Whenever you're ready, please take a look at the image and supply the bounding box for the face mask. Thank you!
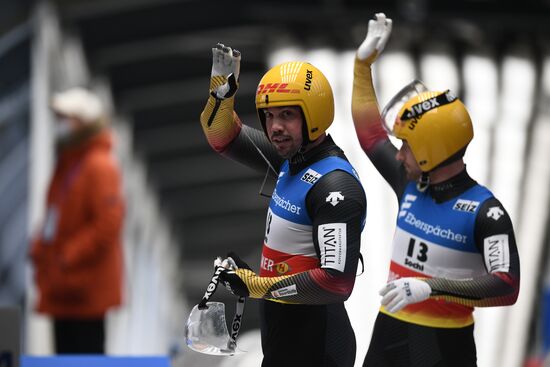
[55,118,73,140]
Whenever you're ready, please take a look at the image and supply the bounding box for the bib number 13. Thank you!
[407,238,428,262]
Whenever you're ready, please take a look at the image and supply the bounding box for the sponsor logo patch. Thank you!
[275,262,290,275]
[403,212,468,244]
[404,257,424,271]
[484,234,510,273]
[272,189,302,214]
[453,199,480,213]
[487,206,504,221]
[318,223,347,272]
[304,69,313,91]
[326,191,344,206]
[271,284,298,298]
[261,254,274,272]
[301,168,321,184]
[398,194,417,218]
[257,83,300,94]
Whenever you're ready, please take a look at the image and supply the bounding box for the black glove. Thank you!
[215,252,253,298]
[226,251,252,270]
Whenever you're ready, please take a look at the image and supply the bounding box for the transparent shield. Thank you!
[185,302,243,356]
[380,80,429,134]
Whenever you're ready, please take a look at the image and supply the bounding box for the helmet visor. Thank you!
[185,302,244,356]
[380,80,428,135]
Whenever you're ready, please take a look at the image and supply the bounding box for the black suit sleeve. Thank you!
[234,169,367,304]
[425,198,520,307]
[306,170,367,277]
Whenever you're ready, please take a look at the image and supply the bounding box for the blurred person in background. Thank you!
[30,87,125,354]
[199,44,367,366]
[352,14,520,366]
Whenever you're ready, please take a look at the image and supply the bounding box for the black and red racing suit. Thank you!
[200,97,366,366]
[351,56,520,367]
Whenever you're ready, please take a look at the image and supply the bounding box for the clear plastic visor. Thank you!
[185,302,243,356]
[380,80,428,135]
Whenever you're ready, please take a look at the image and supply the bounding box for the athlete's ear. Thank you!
[226,251,252,271]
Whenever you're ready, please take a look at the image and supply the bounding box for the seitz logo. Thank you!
[257,83,300,94]
[301,168,321,184]
[453,199,480,213]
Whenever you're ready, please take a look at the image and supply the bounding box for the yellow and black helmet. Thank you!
[255,61,334,142]
[393,90,473,172]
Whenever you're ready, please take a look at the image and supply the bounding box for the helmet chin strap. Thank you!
[416,152,466,192]
[416,172,430,192]
[290,119,312,164]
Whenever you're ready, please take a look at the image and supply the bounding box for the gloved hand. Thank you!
[356,13,392,64]
[379,277,432,313]
[215,252,254,298]
[210,43,241,99]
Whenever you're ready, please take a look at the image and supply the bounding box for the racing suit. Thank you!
[200,106,366,366]
[352,57,520,366]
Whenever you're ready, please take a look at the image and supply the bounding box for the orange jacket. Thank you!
[30,130,125,318]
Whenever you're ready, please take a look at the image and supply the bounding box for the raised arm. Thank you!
[199,44,283,174]
[352,14,407,197]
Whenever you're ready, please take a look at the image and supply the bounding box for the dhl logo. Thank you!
[257,83,300,95]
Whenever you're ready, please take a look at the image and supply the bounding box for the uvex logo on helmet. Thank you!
[304,69,313,90]
[394,89,472,172]
[257,83,300,95]
[401,91,457,130]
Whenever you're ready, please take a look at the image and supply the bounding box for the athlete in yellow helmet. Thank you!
[352,13,520,367]
[393,90,473,172]
[199,44,366,366]
[255,61,334,142]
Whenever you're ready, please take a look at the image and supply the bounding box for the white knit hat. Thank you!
[51,87,104,123]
